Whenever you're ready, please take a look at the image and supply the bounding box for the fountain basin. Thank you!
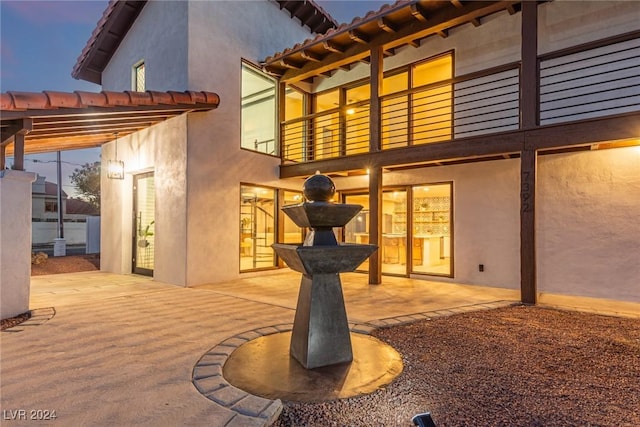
[273,243,377,275]
[282,203,363,229]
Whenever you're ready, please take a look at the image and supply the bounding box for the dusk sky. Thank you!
[0,0,387,196]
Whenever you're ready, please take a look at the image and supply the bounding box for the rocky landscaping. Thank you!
[275,305,640,426]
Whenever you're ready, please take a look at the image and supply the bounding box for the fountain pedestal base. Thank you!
[290,274,352,369]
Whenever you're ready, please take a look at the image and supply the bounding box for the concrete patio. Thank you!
[1,271,638,426]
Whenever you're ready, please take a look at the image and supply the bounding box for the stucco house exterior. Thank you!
[1,0,638,319]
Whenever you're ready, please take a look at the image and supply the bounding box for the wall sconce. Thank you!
[107,132,125,179]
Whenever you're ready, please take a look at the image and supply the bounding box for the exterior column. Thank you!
[520,0,538,304]
[0,170,37,319]
[11,133,25,171]
[368,45,384,285]
[368,165,382,284]
[520,145,537,304]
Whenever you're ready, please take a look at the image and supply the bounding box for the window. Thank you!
[45,201,57,213]
[345,83,370,155]
[411,54,453,144]
[133,61,145,92]
[313,89,340,159]
[411,183,452,276]
[343,183,453,278]
[283,88,306,162]
[381,53,453,148]
[282,191,305,244]
[241,63,277,155]
[240,185,276,271]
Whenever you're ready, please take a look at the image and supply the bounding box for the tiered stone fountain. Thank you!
[272,173,377,368]
[223,174,402,402]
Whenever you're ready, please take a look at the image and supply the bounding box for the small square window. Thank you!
[134,62,145,92]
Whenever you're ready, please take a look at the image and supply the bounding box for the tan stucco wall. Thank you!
[0,170,36,319]
[537,147,640,302]
[538,1,640,55]
[332,159,522,290]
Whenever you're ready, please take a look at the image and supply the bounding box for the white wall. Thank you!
[181,1,317,285]
[102,1,189,91]
[101,115,188,285]
[32,222,87,245]
[0,170,36,319]
[538,147,640,302]
[101,1,316,286]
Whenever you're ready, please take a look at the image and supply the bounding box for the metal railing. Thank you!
[281,33,639,163]
[540,36,640,125]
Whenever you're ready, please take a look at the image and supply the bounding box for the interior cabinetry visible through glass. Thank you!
[411,183,452,276]
[343,183,453,277]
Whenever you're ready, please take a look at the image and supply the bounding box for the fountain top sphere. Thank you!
[303,174,335,202]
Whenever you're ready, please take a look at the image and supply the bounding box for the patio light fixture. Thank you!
[107,132,125,179]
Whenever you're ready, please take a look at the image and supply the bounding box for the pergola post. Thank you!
[368,45,384,285]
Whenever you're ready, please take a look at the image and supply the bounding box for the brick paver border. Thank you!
[192,300,517,426]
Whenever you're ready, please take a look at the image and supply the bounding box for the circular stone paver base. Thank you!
[223,331,403,402]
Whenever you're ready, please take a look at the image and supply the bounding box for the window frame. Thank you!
[240,60,279,157]
[132,60,145,92]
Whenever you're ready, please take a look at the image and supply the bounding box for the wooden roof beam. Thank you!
[451,0,463,8]
[279,1,517,82]
[300,50,323,62]
[279,58,302,70]
[436,29,449,38]
[322,40,345,53]
[410,3,429,22]
[349,29,370,44]
[1,118,32,146]
[378,17,399,33]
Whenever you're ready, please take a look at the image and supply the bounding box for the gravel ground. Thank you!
[274,306,640,427]
[30,254,99,276]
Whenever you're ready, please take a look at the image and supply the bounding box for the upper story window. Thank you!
[281,52,453,161]
[241,62,277,155]
[133,61,145,92]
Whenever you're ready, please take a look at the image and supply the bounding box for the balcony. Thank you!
[281,33,640,165]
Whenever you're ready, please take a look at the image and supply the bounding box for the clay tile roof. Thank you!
[263,0,523,82]
[1,90,219,112]
[1,89,220,155]
[44,91,83,109]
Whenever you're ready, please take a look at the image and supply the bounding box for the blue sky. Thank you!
[1,0,387,196]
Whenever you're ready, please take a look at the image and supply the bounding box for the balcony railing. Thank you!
[540,36,640,125]
[281,33,639,163]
